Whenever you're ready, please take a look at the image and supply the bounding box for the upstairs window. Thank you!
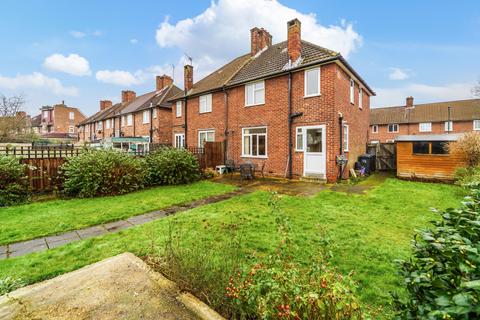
[106,119,110,129]
[388,124,399,133]
[121,115,126,127]
[359,88,363,109]
[143,110,150,124]
[350,79,355,104]
[127,114,133,126]
[372,125,378,133]
[69,112,74,120]
[152,108,157,119]
[176,101,182,117]
[245,81,265,106]
[97,121,103,130]
[199,94,212,113]
[474,120,480,131]
[419,122,432,132]
[304,67,320,97]
[444,121,453,132]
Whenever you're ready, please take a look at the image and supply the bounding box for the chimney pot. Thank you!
[250,27,272,56]
[121,90,136,104]
[287,18,302,62]
[156,75,173,91]
[184,65,193,92]
[406,96,414,108]
[100,100,113,111]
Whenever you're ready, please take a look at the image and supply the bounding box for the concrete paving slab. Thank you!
[9,240,48,258]
[104,220,131,232]
[0,253,223,320]
[77,226,106,239]
[46,231,81,244]
[0,246,6,256]
[127,215,155,225]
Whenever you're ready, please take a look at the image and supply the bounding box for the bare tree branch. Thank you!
[473,79,480,98]
[0,93,29,141]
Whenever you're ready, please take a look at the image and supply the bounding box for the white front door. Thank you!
[303,125,326,177]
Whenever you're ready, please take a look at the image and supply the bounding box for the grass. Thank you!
[0,177,465,318]
[0,181,236,245]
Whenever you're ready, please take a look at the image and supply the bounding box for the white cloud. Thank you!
[0,72,79,96]
[92,30,103,36]
[388,67,410,80]
[130,38,139,44]
[95,70,143,86]
[373,82,475,107]
[43,53,92,76]
[70,30,86,38]
[155,0,362,80]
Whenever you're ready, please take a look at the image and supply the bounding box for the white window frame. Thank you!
[241,126,267,158]
[174,133,185,148]
[372,125,378,133]
[127,114,133,126]
[474,120,480,131]
[295,127,304,151]
[68,126,75,133]
[359,88,363,109]
[444,121,453,132]
[43,110,48,119]
[198,130,215,147]
[350,79,355,104]
[143,110,150,124]
[304,67,321,98]
[97,121,103,131]
[343,124,349,152]
[152,108,157,119]
[245,80,265,106]
[121,115,126,127]
[199,94,212,113]
[176,101,182,117]
[388,123,399,133]
[106,119,111,129]
[419,122,432,132]
[69,111,75,120]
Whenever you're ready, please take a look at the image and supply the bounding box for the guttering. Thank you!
[223,85,229,160]
[288,72,293,179]
[183,96,188,147]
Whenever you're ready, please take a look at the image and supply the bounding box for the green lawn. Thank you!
[0,177,464,318]
[0,181,236,245]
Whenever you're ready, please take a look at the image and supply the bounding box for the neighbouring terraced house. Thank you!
[169,19,375,182]
[31,102,86,140]
[78,76,182,151]
[369,97,480,143]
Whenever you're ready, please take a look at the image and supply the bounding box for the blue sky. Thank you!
[0,0,479,116]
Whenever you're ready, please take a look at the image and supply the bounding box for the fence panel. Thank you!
[204,141,224,168]
[21,157,66,192]
[367,142,397,170]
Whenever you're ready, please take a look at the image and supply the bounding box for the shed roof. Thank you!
[395,133,464,142]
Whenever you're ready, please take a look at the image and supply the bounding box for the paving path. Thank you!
[0,190,246,260]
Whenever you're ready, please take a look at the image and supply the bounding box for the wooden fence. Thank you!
[367,142,397,170]
[21,157,66,192]
[188,141,224,169]
[0,146,82,158]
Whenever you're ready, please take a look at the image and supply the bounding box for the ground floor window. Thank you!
[343,124,349,152]
[413,141,449,155]
[242,127,267,157]
[175,133,185,148]
[198,130,215,147]
[295,127,304,151]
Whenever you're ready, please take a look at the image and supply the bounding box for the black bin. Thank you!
[357,154,376,174]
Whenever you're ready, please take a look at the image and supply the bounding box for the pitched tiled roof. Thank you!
[371,99,480,125]
[228,40,338,85]
[170,40,374,100]
[79,85,181,125]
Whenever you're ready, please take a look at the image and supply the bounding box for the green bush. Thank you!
[455,166,480,187]
[0,156,29,206]
[61,149,145,197]
[394,184,480,319]
[144,147,200,185]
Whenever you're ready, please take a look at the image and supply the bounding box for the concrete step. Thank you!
[300,175,327,184]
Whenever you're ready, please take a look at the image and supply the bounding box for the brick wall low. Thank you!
[369,120,476,143]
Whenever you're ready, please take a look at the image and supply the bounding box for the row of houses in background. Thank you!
[30,103,86,140]
[77,18,480,183]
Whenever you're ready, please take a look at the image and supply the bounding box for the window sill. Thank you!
[241,155,268,159]
[304,93,321,99]
[245,103,265,107]
[412,153,449,157]
[199,111,212,114]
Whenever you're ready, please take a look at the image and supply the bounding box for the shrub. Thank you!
[0,156,29,206]
[394,184,480,319]
[454,166,480,186]
[0,277,24,295]
[61,149,144,197]
[450,132,480,167]
[144,147,200,185]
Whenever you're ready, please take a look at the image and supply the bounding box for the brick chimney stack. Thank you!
[184,65,193,92]
[99,100,113,111]
[287,18,302,63]
[156,75,173,91]
[250,27,272,56]
[406,96,414,108]
[121,90,136,104]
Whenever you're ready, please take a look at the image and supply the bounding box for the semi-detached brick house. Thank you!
[31,103,86,139]
[369,97,480,143]
[169,19,375,182]
[78,76,181,145]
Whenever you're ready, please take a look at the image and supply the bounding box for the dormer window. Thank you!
[245,81,265,106]
[304,67,320,97]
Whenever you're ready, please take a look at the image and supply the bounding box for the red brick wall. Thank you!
[155,107,172,144]
[369,120,476,143]
[172,100,185,143]
[52,105,85,135]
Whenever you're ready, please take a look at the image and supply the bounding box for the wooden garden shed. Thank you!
[396,133,466,181]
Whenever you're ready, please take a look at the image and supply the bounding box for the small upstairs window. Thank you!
[372,125,378,133]
[143,110,150,124]
[245,81,265,106]
[444,121,453,132]
[127,114,133,126]
[359,88,363,109]
[388,124,399,133]
[69,112,74,120]
[176,101,182,117]
[199,94,212,113]
[350,79,355,104]
[304,67,320,97]
[419,122,432,132]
